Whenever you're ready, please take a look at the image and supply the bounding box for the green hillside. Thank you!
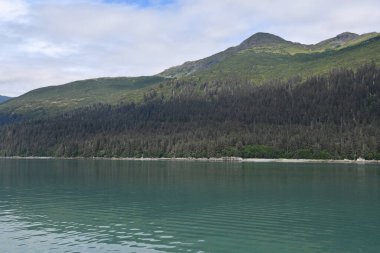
[162,32,380,83]
[1,32,379,117]
[192,36,380,84]
[0,76,167,117]
[1,64,379,159]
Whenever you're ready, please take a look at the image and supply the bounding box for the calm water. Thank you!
[0,159,379,253]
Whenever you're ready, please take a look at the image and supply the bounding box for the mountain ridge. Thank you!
[0,31,379,117]
[316,32,360,47]
[159,32,296,78]
[0,32,379,159]
[0,96,12,104]
[160,32,379,78]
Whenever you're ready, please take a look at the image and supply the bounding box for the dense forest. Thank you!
[0,64,379,159]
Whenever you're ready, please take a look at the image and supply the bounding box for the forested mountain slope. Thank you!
[0,32,379,159]
[0,32,379,118]
[1,64,379,159]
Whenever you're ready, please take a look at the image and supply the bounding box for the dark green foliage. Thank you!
[241,145,276,158]
[0,64,379,159]
[0,113,23,126]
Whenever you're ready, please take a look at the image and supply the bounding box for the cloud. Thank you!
[0,0,27,22]
[19,39,78,58]
[0,0,379,96]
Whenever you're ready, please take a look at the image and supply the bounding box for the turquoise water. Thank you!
[0,159,379,253]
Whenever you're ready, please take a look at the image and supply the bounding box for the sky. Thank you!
[0,0,379,96]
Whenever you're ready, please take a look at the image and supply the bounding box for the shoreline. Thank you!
[0,156,379,164]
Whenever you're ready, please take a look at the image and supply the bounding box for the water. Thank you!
[0,159,379,253]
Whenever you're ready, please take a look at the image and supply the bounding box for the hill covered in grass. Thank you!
[0,32,379,119]
[0,76,167,117]
[160,32,380,82]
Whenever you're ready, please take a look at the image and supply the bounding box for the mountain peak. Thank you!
[316,32,360,47]
[335,32,359,40]
[160,31,379,78]
[238,32,287,50]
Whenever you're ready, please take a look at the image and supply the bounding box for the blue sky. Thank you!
[0,0,379,96]
[103,0,174,7]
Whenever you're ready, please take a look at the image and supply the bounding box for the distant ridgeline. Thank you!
[0,32,379,159]
[0,96,11,104]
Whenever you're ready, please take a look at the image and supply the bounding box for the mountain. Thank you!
[0,32,379,159]
[0,32,379,118]
[160,32,299,77]
[159,32,295,77]
[1,64,379,159]
[0,76,166,117]
[160,32,380,82]
[0,96,11,104]
[315,32,360,48]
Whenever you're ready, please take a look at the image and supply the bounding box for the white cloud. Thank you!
[0,0,27,22]
[0,0,379,96]
[19,39,78,57]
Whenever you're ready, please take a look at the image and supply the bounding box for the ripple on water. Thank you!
[0,159,380,253]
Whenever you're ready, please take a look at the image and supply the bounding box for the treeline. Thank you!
[0,64,379,159]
